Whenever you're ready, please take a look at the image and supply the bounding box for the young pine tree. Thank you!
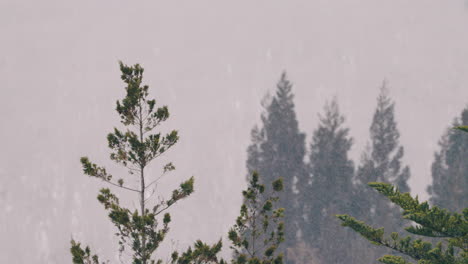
[71,62,200,264]
[246,72,306,260]
[428,108,468,213]
[228,171,285,264]
[301,98,356,263]
[170,172,286,264]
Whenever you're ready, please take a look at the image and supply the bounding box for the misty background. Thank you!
[1,0,468,263]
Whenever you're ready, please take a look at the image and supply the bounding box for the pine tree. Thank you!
[228,171,285,264]
[170,172,286,264]
[70,62,218,264]
[301,98,356,263]
[427,108,468,213]
[355,84,411,230]
[349,84,412,263]
[337,182,467,264]
[246,72,306,260]
[337,126,468,264]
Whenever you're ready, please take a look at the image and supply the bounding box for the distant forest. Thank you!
[244,72,467,264]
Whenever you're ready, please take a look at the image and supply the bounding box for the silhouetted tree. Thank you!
[301,98,356,263]
[428,108,468,213]
[246,72,306,261]
[351,84,412,263]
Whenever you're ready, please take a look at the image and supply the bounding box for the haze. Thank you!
[1,0,468,262]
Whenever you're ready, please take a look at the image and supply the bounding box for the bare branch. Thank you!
[145,172,168,191]
[144,187,157,204]
[103,179,140,193]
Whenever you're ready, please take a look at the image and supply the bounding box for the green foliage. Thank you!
[70,240,105,264]
[337,182,467,264]
[71,62,198,264]
[339,123,468,263]
[454,126,468,133]
[228,171,285,264]
[170,240,225,264]
[72,62,290,264]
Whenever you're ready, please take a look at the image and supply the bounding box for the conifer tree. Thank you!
[350,84,412,263]
[170,172,286,264]
[301,98,356,263]
[355,84,410,230]
[169,240,225,264]
[337,126,468,264]
[228,171,285,264]
[70,62,213,264]
[427,108,468,213]
[246,72,306,259]
[337,182,467,264]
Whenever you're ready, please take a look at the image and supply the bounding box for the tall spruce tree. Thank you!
[427,108,468,213]
[246,72,306,261]
[301,98,356,263]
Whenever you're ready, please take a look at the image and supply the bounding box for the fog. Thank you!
[1,0,468,262]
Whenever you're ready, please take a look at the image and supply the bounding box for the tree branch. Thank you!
[104,179,140,193]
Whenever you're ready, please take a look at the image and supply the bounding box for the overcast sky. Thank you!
[1,0,468,262]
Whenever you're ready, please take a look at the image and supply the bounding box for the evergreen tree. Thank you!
[337,125,468,264]
[350,84,412,263]
[301,98,356,263]
[228,171,285,264]
[170,172,286,264]
[337,182,467,264]
[246,72,306,260]
[355,84,411,230]
[427,108,468,213]
[70,62,220,264]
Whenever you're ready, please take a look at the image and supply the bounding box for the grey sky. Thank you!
[1,0,468,262]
